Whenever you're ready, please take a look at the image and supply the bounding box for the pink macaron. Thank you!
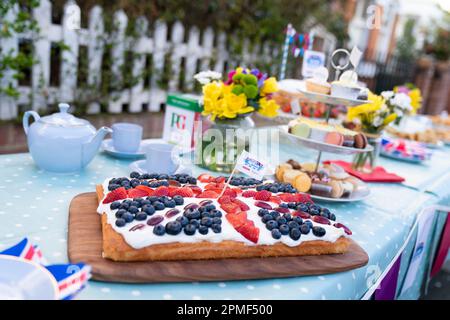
[324,132,344,146]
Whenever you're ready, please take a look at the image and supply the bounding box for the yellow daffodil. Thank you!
[201,81,254,120]
[383,113,397,125]
[347,91,384,121]
[408,88,422,114]
[258,97,280,118]
[202,82,223,121]
[261,77,278,96]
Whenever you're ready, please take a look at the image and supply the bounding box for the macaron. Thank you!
[341,181,354,198]
[327,163,349,180]
[354,133,368,149]
[283,169,303,184]
[293,172,312,193]
[342,135,355,147]
[310,182,333,198]
[290,123,311,139]
[330,180,344,198]
[325,132,344,146]
[300,162,318,173]
[309,127,329,142]
[275,163,292,181]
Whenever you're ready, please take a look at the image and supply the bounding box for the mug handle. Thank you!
[171,145,183,166]
[23,111,41,135]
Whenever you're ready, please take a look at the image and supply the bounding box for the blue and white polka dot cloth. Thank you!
[0,142,449,300]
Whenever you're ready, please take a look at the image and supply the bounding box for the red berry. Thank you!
[226,212,248,229]
[236,223,259,244]
[174,187,195,198]
[196,190,219,198]
[135,185,154,195]
[242,190,256,198]
[222,188,237,198]
[168,180,181,187]
[102,187,128,204]
[220,202,241,214]
[254,190,271,201]
[231,198,250,211]
[312,215,331,225]
[278,193,297,202]
[197,173,215,183]
[127,188,148,199]
[334,223,352,235]
[293,211,311,219]
[215,176,226,183]
[186,185,202,195]
[153,186,169,197]
[297,193,314,204]
[204,182,219,190]
[269,196,282,205]
[218,195,233,205]
[232,187,243,194]
[275,207,290,214]
[254,201,272,210]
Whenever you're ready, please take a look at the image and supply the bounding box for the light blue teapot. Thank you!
[23,103,112,173]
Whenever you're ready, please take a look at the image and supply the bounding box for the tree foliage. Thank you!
[57,0,348,44]
[396,18,417,60]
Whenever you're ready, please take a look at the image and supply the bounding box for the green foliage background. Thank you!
[65,0,348,44]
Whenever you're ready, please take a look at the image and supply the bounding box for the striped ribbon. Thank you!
[280,23,294,80]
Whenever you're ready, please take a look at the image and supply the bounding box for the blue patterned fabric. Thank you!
[0,143,449,300]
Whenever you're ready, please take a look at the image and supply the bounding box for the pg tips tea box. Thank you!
[163,94,203,149]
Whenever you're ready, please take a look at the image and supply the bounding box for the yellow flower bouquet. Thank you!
[194,68,280,173]
[197,67,280,121]
[347,91,397,135]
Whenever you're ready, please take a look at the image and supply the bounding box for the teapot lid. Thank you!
[40,103,90,127]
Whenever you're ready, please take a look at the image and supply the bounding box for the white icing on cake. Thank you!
[97,178,348,250]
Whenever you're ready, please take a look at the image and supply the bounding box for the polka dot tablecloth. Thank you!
[0,144,449,300]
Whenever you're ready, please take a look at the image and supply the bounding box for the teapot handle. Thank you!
[23,111,40,135]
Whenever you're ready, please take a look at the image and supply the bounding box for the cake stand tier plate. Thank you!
[280,126,374,155]
[297,89,370,106]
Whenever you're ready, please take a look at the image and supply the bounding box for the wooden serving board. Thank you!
[68,192,369,283]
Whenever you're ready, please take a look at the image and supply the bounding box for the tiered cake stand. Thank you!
[279,92,373,202]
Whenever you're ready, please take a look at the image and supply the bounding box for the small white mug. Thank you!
[145,143,180,174]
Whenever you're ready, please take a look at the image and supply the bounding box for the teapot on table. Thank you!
[23,103,112,173]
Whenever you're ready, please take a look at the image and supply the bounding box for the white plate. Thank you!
[297,88,370,106]
[280,126,374,155]
[0,255,58,300]
[102,138,166,159]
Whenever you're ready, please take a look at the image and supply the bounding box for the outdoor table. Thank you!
[0,132,449,300]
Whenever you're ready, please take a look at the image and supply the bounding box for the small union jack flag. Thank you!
[1,238,91,300]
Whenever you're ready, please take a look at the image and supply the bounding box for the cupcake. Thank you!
[306,78,331,95]
[305,66,331,95]
[330,70,363,100]
[331,81,361,100]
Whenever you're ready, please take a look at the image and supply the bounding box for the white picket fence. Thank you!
[0,0,283,120]
[0,1,340,120]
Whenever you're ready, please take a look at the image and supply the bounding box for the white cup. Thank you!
[145,143,180,174]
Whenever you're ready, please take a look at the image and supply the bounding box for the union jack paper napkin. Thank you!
[0,238,91,300]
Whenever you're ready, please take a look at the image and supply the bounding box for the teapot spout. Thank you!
[82,126,112,166]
